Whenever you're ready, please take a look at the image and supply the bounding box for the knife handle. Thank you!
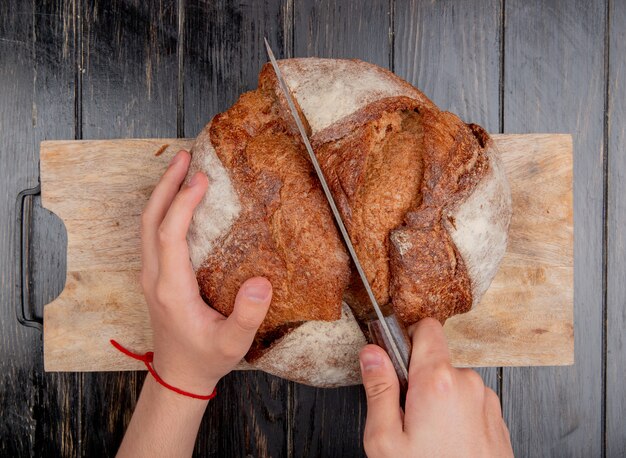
[367,314,412,406]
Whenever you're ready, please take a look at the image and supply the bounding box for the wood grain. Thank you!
[291,2,391,454]
[41,134,573,370]
[41,139,189,272]
[294,0,389,67]
[395,0,502,394]
[77,1,179,455]
[183,2,290,457]
[607,0,626,454]
[30,1,81,453]
[501,1,605,456]
[0,0,78,456]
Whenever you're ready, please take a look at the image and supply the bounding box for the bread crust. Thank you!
[192,86,351,362]
[186,58,512,386]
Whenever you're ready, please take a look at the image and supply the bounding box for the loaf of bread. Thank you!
[186,58,512,387]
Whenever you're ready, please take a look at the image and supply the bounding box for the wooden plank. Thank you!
[0,0,78,455]
[77,1,179,455]
[30,1,82,453]
[501,1,606,456]
[394,0,501,124]
[607,0,626,454]
[394,0,502,395]
[183,2,290,456]
[40,134,574,368]
[293,0,389,66]
[288,387,366,458]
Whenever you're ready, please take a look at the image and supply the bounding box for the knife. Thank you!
[264,39,412,400]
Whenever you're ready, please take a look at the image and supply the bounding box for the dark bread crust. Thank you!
[390,110,489,324]
[195,87,351,361]
[313,98,425,325]
[310,97,489,325]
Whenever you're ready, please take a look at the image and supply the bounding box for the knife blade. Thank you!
[263,38,411,386]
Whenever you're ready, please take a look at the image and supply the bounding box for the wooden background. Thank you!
[0,0,622,456]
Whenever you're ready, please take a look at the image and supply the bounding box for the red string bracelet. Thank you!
[110,339,217,401]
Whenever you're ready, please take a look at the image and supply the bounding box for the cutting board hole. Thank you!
[27,196,67,316]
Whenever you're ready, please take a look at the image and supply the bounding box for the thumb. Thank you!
[217,277,272,359]
[360,345,403,439]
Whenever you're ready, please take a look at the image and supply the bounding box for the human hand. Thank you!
[359,318,513,458]
[140,149,272,395]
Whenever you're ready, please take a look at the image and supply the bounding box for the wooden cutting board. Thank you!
[41,134,574,372]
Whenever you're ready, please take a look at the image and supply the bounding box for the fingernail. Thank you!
[360,351,383,372]
[189,173,201,187]
[243,279,271,303]
[169,151,183,166]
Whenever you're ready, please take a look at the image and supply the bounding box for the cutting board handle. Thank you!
[15,184,43,332]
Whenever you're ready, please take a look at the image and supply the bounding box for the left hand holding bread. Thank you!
[140,149,273,395]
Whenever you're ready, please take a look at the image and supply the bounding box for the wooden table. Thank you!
[0,1,622,456]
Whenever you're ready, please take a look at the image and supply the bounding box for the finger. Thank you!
[141,150,191,277]
[483,387,512,454]
[215,277,272,359]
[157,171,208,279]
[360,345,403,440]
[408,317,451,377]
[403,318,455,433]
[483,386,505,433]
[458,368,487,399]
[144,150,191,226]
[500,420,514,455]
[484,386,502,418]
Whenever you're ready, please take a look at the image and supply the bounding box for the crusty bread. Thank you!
[186,58,512,387]
[190,87,350,362]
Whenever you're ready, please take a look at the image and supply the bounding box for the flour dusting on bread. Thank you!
[252,304,366,387]
[186,123,241,270]
[279,59,435,134]
[445,144,512,304]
